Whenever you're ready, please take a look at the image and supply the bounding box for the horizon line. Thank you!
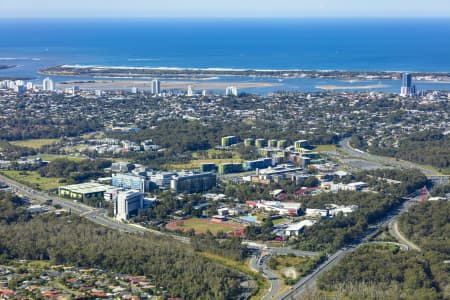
[1,16,450,20]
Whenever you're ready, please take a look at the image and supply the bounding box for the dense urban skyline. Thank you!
[1,0,450,18]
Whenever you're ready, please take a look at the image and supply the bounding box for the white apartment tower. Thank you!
[225,86,238,96]
[400,73,416,97]
[151,79,160,95]
[187,85,194,96]
[42,77,55,92]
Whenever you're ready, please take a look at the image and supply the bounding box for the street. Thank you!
[278,194,422,299]
[0,172,425,300]
[338,138,438,176]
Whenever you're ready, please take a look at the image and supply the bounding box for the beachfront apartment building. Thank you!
[151,79,160,94]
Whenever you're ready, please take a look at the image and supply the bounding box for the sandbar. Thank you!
[316,84,390,90]
[57,80,282,91]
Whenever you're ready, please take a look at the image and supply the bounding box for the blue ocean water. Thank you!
[1,18,450,93]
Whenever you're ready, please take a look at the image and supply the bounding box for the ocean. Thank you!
[1,18,450,93]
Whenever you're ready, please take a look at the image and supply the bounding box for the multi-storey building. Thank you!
[114,190,144,220]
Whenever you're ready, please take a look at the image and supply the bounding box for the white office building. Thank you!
[285,220,316,236]
[149,171,176,190]
[151,79,160,94]
[112,173,148,192]
[42,77,55,92]
[114,190,144,220]
[104,187,124,202]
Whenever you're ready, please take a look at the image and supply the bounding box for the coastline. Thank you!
[0,65,16,70]
[40,65,450,82]
[316,84,390,90]
[56,80,282,91]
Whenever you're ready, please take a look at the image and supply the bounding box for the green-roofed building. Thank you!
[58,182,109,201]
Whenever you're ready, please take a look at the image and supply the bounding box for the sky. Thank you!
[1,0,450,18]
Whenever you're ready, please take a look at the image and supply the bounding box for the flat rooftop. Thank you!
[59,182,109,194]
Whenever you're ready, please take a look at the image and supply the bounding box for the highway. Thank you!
[0,173,188,240]
[0,172,425,299]
[245,242,320,299]
[279,250,347,300]
[248,251,283,300]
[278,194,422,299]
[338,138,438,176]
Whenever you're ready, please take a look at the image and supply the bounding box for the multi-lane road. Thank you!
[278,194,422,300]
[0,169,426,300]
[246,245,320,300]
[0,173,173,237]
[248,252,282,300]
[338,138,440,176]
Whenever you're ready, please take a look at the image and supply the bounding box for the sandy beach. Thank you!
[57,80,281,91]
[316,84,390,90]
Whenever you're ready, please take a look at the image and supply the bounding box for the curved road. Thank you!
[279,194,423,300]
[248,252,282,300]
[388,219,421,252]
[1,172,316,299]
[2,171,426,299]
[338,138,439,176]
[245,243,319,299]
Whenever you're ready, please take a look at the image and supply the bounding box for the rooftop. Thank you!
[59,182,109,194]
[285,220,317,231]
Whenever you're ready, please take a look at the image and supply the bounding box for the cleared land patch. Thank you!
[166,217,246,235]
[10,138,60,149]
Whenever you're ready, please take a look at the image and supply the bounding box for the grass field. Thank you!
[167,218,246,235]
[167,158,244,170]
[313,144,337,152]
[167,149,244,170]
[30,154,87,162]
[0,170,64,191]
[80,132,105,139]
[272,217,290,226]
[271,255,311,271]
[26,260,51,269]
[10,138,60,149]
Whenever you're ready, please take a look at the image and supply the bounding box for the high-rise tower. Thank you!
[42,77,54,92]
[151,79,160,95]
[400,73,415,97]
